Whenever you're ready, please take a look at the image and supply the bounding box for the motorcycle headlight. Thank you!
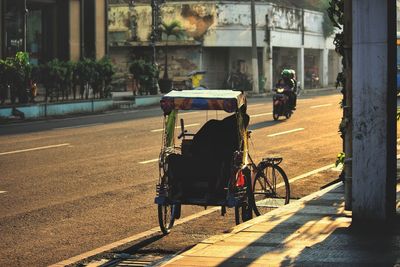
[277,88,284,93]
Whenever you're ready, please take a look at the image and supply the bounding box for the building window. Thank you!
[4,0,24,57]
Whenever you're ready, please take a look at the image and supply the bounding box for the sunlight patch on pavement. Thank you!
[150,123,199,133]
[250,112,272,118]
[267,128,304,137]
[310,104,332,109]
[0,143,70,156]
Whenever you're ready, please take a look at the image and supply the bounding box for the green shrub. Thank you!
[129,59,158,95]
[0,52,31,104]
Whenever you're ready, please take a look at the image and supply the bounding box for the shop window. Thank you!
[27,10,42,65]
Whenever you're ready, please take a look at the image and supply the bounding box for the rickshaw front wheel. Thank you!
[158,204,176,234]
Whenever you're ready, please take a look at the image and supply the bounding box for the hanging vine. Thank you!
[327,0,346,167]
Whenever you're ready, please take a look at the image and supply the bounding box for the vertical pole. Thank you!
[80,0,85,60]
[320,48,329,87]
[344,0,352,211]
[297,47,304,91]
[301,9,305,46]
[105,0,109,56]
[150,0,158,93]
[23,0,27,52]
[250,0,259,93]
[298,9,305,90]
[93,0,97,59]
[0,0,3,59]
[264,15,273,92]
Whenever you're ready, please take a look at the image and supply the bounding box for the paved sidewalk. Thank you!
[158,183,400,266]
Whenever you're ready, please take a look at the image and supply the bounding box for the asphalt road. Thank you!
[0,91,343,266]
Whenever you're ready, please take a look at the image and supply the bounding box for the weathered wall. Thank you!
[108,2,326,46]
[157,46,201,77]
[108,1,337,90]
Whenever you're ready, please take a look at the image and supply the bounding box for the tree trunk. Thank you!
[163,38,169,80]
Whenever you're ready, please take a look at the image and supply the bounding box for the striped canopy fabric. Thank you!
[160,90,246,114]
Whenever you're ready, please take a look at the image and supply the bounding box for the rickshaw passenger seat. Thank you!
[168,113,248,199]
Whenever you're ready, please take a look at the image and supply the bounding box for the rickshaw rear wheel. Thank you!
[158,204,176,234]
[252,163,290,216]
[234,202,253,225]
[234,170,254,225]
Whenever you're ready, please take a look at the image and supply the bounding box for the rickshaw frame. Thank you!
[155,89,254,233]
[154,89,291,234]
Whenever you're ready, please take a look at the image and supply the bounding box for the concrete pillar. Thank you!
[95,0,106,59]
[320,48,329,87]
[264,45,273,92]
[297,47,304,90]
[69,0,81,61]
[352,0,397,223]
[0,1,2,59]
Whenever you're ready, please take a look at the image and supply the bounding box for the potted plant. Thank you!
[159,20,185,93]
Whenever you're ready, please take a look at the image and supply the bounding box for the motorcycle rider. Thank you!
[275,69,297,110]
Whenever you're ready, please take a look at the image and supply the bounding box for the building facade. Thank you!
[0,0,107,63]
[108,1,341,91]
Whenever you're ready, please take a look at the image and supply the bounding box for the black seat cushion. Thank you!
[167,113,249,199]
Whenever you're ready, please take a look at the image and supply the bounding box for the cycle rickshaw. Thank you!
[155,89,290,234]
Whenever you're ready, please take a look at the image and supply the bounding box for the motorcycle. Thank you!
[272,86,294,121]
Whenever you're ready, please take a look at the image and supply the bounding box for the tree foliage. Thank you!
[160,20,185,80]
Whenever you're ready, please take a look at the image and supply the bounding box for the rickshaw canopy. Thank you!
[160,90,246,115]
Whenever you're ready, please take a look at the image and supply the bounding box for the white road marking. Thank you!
[250,112,272,118]
[249,104,265,108]
[54,123,104,130]
[267,128,304,137]
[287,164,335,185]
[51,163,345,267]
[0,143,70,156]
[0,191,6,194]
[139,158,158,164]
[310,104,332,109]
[180,111,199,116]
[297,98,315,102]
[151,123,200,133]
